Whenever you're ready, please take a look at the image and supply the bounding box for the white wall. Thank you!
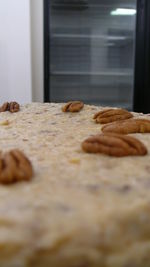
[0,0,32,104]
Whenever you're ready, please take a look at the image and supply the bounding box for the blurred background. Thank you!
[49,0,136,109]
[0,0,150,112]
[0,0,43,104]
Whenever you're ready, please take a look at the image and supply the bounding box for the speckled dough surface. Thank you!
[0,103,150,267]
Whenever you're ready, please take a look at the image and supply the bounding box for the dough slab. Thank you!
[0,103,150,267]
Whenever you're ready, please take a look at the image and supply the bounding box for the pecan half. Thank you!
[93,108,133,124]
[62,101,84,112]
[0,102,10,112]
[82,133,147,157]
[9,102,20,113]
[0,149,33,184]
[102,119,150,134]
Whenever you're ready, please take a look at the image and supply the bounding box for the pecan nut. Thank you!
[9,102,20,113]
[0,102,10,112]
[102,119,150,134]
[82,133,147,157]
[93,108,133,124]
[0,149,33,184]
[62,101,84,112]
[0,101,20,113]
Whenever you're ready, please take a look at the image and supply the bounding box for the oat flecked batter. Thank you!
[0,103,150,267]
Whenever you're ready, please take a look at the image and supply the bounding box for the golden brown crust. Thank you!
[0,149,33,184]
[82,133,147,157]
[93,108,133,124]
[62,101,84,112]
[102,119,150,134]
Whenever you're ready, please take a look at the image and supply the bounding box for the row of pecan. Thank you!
[0,102,20,113]
[0,102,33,184]
[62,101,150,133]
[89,108,150,156]
[62,101,150,157]
[0,101,82,184]
[93,108,150,135]
[0,100,149,184]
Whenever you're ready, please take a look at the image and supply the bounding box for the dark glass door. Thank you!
[44,0,150,112]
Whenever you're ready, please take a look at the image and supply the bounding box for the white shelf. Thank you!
[50,71,133,76]
[52,34,128,41]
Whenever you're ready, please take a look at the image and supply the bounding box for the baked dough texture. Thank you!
[0,103,150,267]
